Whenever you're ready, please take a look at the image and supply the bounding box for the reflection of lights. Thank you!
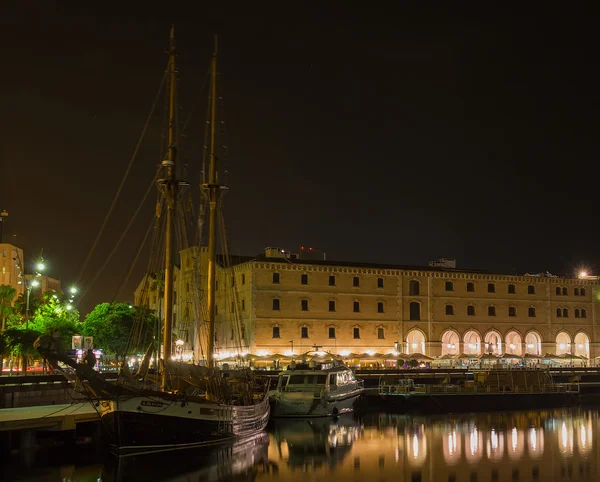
[413,434,419,459]
[511,427,518,452]
[580,425,586,450]
[491,429,498,450]
[561,422,568,452]
[339,350,350,357]
[529,428,537,452]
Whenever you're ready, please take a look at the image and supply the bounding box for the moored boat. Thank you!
[270,352,364,417]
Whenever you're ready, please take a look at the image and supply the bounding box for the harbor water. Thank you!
[3,408,599,481]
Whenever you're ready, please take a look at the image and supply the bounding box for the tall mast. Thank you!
[205,36,219,369]
[161,26,178,388]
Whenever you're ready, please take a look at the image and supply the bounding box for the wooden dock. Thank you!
[0,403,99,432]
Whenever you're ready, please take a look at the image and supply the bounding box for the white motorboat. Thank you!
[270,354,364,417]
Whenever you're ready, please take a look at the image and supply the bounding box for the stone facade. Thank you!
[214,259,600,360]
[136,250,600,361]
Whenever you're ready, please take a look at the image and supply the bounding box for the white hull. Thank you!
[270,388,362,418]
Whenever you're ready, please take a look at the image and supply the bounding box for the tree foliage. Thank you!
[82,303,155,360]
[0,284,17,332]
[28,291,82,352]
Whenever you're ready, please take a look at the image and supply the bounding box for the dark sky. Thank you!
[2,3,599,314]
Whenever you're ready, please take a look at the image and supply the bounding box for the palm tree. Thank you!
[0,285,16,332]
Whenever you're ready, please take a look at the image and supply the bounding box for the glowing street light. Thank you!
[70,287,77,294]
[31,280,39,287]
[37,262,45,271]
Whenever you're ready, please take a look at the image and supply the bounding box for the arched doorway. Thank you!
[463,330,481,355]
[406,329,426,354]
[556,332,571,355]
[525,332,542,356]
[441,330,460,355]
[505,331,523,355]
[574,332,590,359]
[484,331,503,355]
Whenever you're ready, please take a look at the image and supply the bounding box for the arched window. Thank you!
[582,308,587,318]
[574,288,579,296]
[406,329,426,355]
[409,280,420,296]
[556,332,571,355]
[528,307,536,317]
[441,330,460,355]
[467,305,475,316]
[484,331,502,355]
[562,308,568,318]
[575,308,580,318]
[556,287,561,296]
[488,283,496,293]
[562,287,567,296]
[556,308,562,318]
[445,281,454,291]
[445,304,454,315]
[525,332,542,356]
[409,302,421,321]
[467,282,475,292]
[581,288,586,296]
[488,306,496,316]
[574,332,590,359]
[505,331,522,355]
[464,330,481,355]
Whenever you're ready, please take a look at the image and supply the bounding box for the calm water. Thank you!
[4,408,599,481]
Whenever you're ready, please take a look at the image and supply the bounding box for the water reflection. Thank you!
[3,409,599,481]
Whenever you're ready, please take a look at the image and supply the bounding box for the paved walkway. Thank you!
[0,403,100,432]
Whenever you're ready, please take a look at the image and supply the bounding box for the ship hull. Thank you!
[100,394,270,455]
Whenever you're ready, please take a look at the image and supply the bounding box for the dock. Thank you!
[0,403,99,432]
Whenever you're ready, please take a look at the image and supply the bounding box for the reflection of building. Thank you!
[0,243,24,300]
[266,410,598,482]
[136,247,600,360]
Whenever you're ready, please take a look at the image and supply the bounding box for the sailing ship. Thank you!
[35,29,270,455]
[270,351,364,417]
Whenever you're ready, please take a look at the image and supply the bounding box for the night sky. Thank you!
[2,3,599,314]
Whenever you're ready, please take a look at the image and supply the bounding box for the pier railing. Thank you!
[379,382,580,395]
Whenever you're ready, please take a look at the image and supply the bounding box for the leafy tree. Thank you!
[0,284,16,332]
[82,303,155,364]
[13,291,41,319]
[28,291,82,352]
[0,332,7,374]
[3,327,42,375]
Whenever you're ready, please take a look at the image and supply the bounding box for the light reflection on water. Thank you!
[4,408,600,481]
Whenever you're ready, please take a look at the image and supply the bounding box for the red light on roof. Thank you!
[309,247,313,251]
[301,246,304,250]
